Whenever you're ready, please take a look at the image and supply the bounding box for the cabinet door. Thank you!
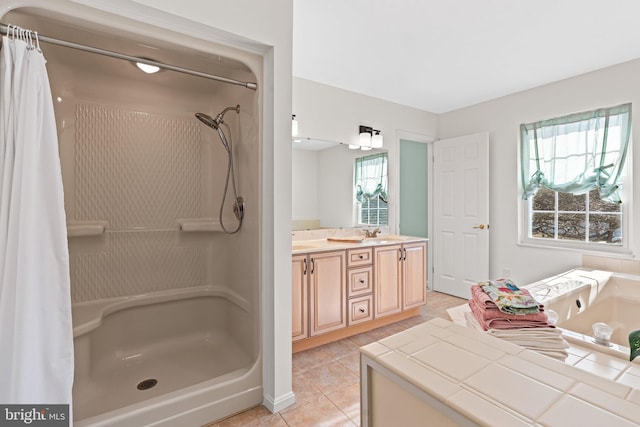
[292,254,308,341]
[403,242,427,309]
[309,250,347,336]
[374,245,403,318]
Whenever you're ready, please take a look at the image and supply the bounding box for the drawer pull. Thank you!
[358,308,366,313]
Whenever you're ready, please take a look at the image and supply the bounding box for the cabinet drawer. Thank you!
[348,248,372,267]
[348,266,373,297]
[349,295,373,325]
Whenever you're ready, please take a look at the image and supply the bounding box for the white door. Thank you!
[432,132,489,299]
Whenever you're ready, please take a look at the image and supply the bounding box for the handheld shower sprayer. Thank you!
[195,104,240,130]
[195,105,244,234]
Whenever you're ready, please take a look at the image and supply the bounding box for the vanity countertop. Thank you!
[291,234,428,254]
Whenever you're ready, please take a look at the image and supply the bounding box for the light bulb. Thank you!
[359,132,371,147]
[372,131,383,148]
[136,62,160,74]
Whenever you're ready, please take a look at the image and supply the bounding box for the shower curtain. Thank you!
[0,30,73,409]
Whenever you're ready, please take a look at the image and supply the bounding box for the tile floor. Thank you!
[205,290,465,427]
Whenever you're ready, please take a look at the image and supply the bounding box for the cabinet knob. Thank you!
[359,308,365,313]
[359,279,365,283]
[359,255,364,259]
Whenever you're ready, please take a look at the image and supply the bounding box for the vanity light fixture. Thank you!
[359,125,383,150]
[292,114,299,137]
[348,144,360,150]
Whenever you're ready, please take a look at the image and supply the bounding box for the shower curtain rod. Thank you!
[0,23,258,90]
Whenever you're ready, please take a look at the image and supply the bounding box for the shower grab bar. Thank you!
[0,23,257,90]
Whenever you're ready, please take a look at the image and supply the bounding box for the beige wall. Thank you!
[293,77,437,232]
[439,58,640,285]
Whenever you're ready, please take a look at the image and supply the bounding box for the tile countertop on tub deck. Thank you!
[360,318,640,427]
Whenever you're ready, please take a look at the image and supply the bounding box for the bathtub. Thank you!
[525,268,640,361]
[72,286,262,426]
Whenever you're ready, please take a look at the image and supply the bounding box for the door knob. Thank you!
[472,224,485,230]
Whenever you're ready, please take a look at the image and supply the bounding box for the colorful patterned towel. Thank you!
[480,279,540,315]
[470,285,545,312]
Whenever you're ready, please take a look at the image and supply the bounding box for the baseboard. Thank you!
[263,391,296,413]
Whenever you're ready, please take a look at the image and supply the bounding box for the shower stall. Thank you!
[2,5,263,426]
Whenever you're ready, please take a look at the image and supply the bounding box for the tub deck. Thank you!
[447,267,640,390]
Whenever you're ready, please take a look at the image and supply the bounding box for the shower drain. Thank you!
[137,379,158,391]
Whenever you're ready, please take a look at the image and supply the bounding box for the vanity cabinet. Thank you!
[291,250,347,340]
[374,245,403,318]
[291,254,308,342]
[292,238,427,352]
[347,248,374,325]
[402,242,427,309]
[374,241,427,318]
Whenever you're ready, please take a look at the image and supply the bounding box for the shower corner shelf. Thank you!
[178,218,223,233]
[67,221,107,237]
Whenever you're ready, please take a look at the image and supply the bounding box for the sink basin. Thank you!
[365,235,408,243]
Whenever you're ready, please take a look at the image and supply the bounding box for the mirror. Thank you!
[292,138,387,230]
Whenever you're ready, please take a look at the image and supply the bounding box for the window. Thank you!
[355,152,388,226]
[530,187,622,244]
[359,195,388,226]
[520,104,631,251]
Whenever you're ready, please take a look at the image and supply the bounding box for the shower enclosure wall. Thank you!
[3,7,262,426]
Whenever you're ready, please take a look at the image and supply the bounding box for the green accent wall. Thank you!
[400,139,428,237]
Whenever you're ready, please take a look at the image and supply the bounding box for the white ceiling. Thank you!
[293,0,640,114]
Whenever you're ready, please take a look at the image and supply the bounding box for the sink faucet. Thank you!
[364,228,381,238]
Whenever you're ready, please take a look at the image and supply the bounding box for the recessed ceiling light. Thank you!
[136,62,160,74]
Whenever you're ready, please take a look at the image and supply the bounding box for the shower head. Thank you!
[195,112,219,130]
[195,104,240,130]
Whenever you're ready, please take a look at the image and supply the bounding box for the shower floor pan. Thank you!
[74,333,250,420]
[72,288,254,423]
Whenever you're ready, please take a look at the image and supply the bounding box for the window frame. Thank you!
[517,117,632,255]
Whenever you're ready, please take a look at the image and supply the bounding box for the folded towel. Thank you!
[480,279,541,315]
[464,312,568,361]
[487,328,569,361]
[469,301,554,330]
[471,285,545,311]
[487,328,567,346]
[468,298,548,323]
